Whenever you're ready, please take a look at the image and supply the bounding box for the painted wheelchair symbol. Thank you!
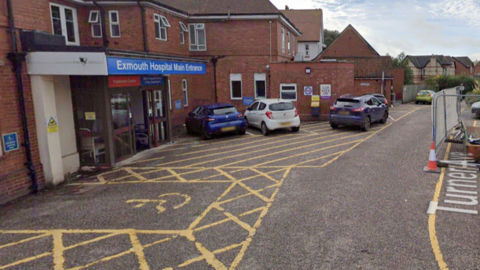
[126,193,191,214]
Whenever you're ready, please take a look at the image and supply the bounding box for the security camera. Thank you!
[265,65,270,70]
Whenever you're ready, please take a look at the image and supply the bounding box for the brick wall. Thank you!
[320,25,378,58]
[270,62,355,120]
[393,68,405,101]
[453,59,471,76]
[0,0,45,204]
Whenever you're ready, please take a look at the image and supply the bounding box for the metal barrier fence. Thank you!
[403,84,437,103]
[432,87,462,153]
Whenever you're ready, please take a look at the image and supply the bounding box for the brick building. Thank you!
[404,55,455,84]
[316,25,395,100]
[1,0,357,203]
[452,56,475,77]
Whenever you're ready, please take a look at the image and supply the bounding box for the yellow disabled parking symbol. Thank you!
[47,117,59,134]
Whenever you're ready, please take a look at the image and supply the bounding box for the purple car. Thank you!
[185,103,247,139]
[330,95,388,131]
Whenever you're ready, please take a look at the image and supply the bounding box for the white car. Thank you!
[244,99,301,135]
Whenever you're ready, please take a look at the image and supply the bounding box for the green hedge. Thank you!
[424,75,478,94]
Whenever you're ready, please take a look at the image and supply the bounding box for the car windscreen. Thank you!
[335,99,360,107]
[268,102,294,111]
[209,106,237,115]
[418,91,429,95]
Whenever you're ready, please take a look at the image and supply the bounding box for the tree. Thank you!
[324,29,340,47]
[389,52,414,85]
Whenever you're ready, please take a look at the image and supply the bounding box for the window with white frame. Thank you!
[154,14,170,40]
[280,84,297,101]
[287,32,291,55]
[230,74,242,100]
[88,10,102,38]
[254,73,266,99]
[182,79,188,106]
[305,44,309,56]
[179,22,188,44]
[50,3,80,45]
[109,11,120,37]
[189,23,206,51]
[281,28,285,53]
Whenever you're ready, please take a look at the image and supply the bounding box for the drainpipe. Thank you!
[93,0,109,48]
[137,1,148,52]
[211,56,225,103]
[6,0,38,193]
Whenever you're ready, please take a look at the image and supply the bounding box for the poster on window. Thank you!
[320,84,331,100]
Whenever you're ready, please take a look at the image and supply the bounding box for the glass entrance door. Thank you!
[144,90,168,147]
[111,93,135,161]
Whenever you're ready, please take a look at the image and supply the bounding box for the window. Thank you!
[179,22,188,44]
[254,73,266,99]
[230,74,242,100]
[109,11,120,37]
[182,79,188,106]
[305,44,309,56]
[250,102,259,111]
[168,79,172,110]
[154,14,170,40]
[89,10,102,38]
[280,84,297,101]
[281,28,285,53]
[50,3,79,45]
[258,102,267,110]
[287,32,291,55]
[189,23,206,51]
[422,69,426,75]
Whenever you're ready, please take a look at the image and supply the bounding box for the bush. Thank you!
[425,75,478,94]
[465,80,480,106]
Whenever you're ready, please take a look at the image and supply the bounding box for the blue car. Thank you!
[185,103,247,139]
[330,95,388,131]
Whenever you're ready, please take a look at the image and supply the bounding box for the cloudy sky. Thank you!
[270,0,480,61]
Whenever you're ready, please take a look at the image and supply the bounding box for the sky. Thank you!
[270,0,480,61]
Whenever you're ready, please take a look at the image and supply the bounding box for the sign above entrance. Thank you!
[108,75,165,88]
[107,57,206,75]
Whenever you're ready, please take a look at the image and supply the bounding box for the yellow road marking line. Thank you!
[129,231,150,270]
[292,151,345,167]
[428,137,452,270]
[124,168,148,181]
[178,242,245,267]
[0,233,50,250]
[0,252,52,270]
[166,169,188,182]
[53,230,65,270]
[214,205,255,234]
[218,184,279,206]
[194,241,227,270]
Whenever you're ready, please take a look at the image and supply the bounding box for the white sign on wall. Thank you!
[320,84,331,100]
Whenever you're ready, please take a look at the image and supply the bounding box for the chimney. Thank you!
[285,5,289,10]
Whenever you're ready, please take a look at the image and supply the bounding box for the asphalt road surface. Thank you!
[0,103,478,270]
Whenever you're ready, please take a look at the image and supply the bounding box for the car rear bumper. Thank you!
[330,114,365,126]
[265,117,301,130]
[206,120,246,134]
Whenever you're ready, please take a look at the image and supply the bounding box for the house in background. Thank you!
[281,7,325,61]
[475,61,480,77]
[453,56,475,77]
[404,55,455,84]
[316,24,396,100]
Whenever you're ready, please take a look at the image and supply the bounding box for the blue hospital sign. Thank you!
[107,57,206,75]
[2,132,19,152]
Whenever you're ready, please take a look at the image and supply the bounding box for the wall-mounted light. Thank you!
[305,67,311,74]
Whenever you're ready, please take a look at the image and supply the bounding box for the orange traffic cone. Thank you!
[424,142,440,173]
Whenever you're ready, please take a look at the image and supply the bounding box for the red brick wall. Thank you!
[453,59,471,76]
[270,62,355,120]
[320,26,378,58]
[475,64,480,77]
[393,68,404,101]
[0,0,45,204]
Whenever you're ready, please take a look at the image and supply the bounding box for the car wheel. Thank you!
[261,122,270,136]
[292,126,300,132]
[380,112,388,124]
[361,116,371,131]
[238,129,246,135]
[186,124,193,135]
[201,127,212,140]
[330,123,339,129]
[244,117,249,127]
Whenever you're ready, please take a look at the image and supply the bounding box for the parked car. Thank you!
[415,90,436,104]
[185,103,246,140]
[244,99,300,136]
[471,101,480,118]
[330,95,388,131]
[364,93,389,110]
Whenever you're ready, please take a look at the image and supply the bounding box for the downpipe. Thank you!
[6,0,38,193]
